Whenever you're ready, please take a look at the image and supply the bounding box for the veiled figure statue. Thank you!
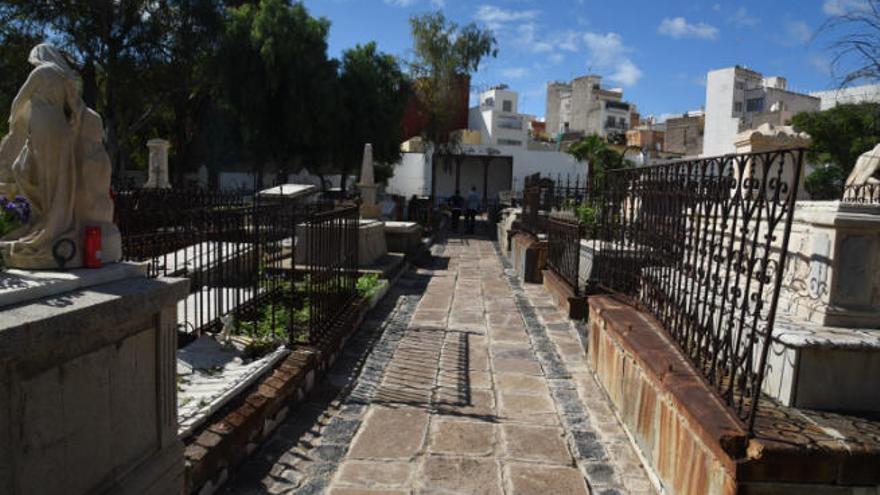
[0,43,121,269]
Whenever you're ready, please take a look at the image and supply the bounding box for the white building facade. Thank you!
[810,84,880,110]
[703,66,820,157]
[468,87,535,148]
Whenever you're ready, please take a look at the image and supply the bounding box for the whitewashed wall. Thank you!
[385,144,582,200]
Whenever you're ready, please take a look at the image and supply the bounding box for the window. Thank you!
[502,100,513,112]
[483,97,494,107]
[605,101,630,111]
[497,138,522,146]
[746,97,765,112]
[733,101,743,113]
[606,116,617,128]
[496,116,522,130]
[735,81,745,90]
[618,117,626,128]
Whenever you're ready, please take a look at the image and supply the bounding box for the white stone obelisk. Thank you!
[145,138,171,189]
[358,143,380,218]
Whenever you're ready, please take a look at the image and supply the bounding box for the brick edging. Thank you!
[183,300,369,495]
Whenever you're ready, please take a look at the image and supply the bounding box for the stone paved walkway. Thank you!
[222,228,654,494]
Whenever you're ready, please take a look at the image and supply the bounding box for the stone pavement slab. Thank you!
[221,229,654,494]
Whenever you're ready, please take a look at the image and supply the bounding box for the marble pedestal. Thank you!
[781,201,880,328]
[0,265,189,495]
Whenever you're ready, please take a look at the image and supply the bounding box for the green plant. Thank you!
[356,273,382,298]
[576,204,600,238]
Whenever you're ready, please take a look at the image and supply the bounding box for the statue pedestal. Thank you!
[0,266,189,494]
[0,262,144,309]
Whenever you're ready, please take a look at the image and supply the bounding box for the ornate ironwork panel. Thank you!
[593,149,805,433]
[843,182,880,204]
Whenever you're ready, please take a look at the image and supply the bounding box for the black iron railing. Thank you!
[305,205,360,345]
[593,149,805,433]
[115,187,358,348]
[546,214,582,294]
[519,173,588,236]
[548,173,588,212]
[843,182,880,204]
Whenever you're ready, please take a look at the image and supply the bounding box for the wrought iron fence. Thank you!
[548,173,588,212]
[546,214,583,294]
[592,149,805,433]
[843,182,880,204]
[115,187,358,348]
[519,173,588,236]
[304,205,360,345]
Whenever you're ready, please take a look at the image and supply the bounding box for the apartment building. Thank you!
[703,66,819,156]
[545,75,638,140]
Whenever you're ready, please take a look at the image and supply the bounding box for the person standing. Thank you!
[465,186,480,234]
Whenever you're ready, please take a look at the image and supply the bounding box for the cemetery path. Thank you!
[222,226,654,495]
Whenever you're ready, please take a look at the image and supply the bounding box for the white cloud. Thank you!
[610,60,643,87]
[516,23,579,54]
[549,53,565,65]
[728,7,759,27]
[583,32,643,86]
[383,0,417,6]
[823,0,872,15]
[658,17,719,40]
[431,0,445,8]
[784,19,812,45]
[474,5,540,28]
[500,67,528,79]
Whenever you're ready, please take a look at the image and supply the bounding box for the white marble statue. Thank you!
[845,143,880,188]
[0,43,121,269]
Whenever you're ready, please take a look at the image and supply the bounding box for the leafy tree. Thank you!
[154,0,226,183]
[408,12,496,151]
[805,165,847,200]
[337,42,409,189]
[792,102,880,198]
[218,0,339,186]
[0,7,42,137]
[0,1,171,174]
[566,134,622,194]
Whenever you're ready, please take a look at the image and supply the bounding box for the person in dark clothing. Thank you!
[448,190,464,231]
[465,186,480,234]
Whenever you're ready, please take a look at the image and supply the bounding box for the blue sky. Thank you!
[302,0,865,120]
